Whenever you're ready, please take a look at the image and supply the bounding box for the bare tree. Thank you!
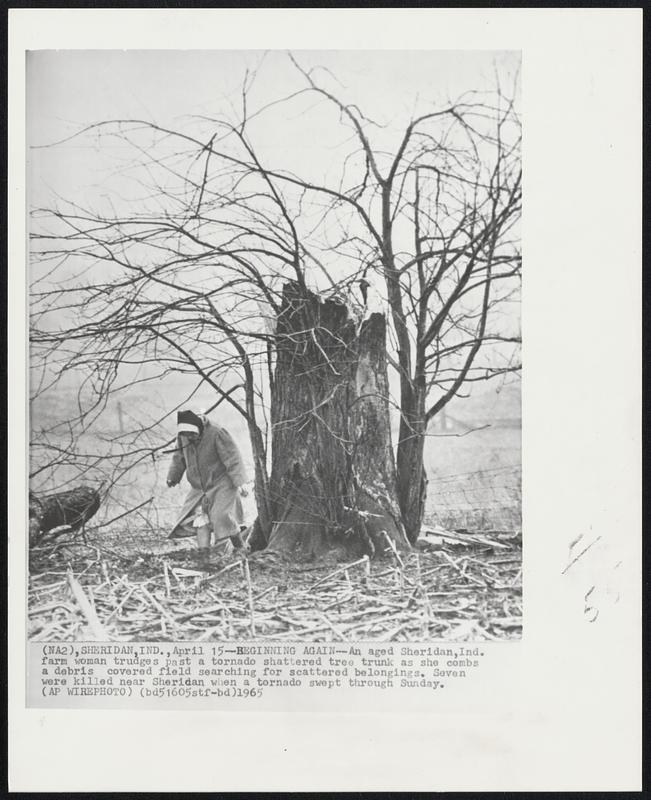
[30,54,521,559]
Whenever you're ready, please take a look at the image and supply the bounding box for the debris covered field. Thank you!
[28,526,522,643]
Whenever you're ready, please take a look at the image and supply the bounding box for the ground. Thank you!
[28,527,522,643]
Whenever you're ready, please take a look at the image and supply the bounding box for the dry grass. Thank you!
[28,527,522,643]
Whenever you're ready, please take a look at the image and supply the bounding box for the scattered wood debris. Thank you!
[29,485,102,541]
[28,525,522,643]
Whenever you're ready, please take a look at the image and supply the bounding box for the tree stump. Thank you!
[262,282,411,561]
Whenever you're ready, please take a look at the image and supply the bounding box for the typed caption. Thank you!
[29,641,487,709]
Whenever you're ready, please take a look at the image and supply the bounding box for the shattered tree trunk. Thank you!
[29,485,101,541]
[261,282,410,561]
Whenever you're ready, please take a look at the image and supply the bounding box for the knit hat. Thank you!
[177,409,203,436]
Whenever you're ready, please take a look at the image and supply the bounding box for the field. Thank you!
[28,533,521,643]
[425,425,521,531]
[28,410,522,644]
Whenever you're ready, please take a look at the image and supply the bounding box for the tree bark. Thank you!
[259,282,410,561]
[396,405,428,545]
[29,485,101,541]
[379,180,427,546]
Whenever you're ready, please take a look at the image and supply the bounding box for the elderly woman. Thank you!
[166,410,249,552]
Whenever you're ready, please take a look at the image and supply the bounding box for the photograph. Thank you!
[27,49,522,644]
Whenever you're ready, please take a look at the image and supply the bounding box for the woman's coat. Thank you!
[166,416,249,541]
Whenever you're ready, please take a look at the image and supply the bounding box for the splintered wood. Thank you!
[28,531,522,643]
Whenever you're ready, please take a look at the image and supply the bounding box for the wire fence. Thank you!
[33,468,521,563]
[30,426,521,556]
[425,464,521,533]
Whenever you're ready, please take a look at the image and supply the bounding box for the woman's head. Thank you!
[177,409,203,439]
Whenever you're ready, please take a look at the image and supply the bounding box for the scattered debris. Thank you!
[28,526,522,642]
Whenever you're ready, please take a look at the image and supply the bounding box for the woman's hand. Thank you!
[238,484,250,498]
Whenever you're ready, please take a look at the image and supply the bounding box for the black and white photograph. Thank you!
[27,49,522,644]
[9,8,642,794]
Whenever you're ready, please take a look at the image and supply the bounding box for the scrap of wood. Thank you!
[28,601,75,616]
[309,556,370,590]
[139,585,176,627]
[383,531,406,569]
[254,585,277,602]
[172,567,205,579]
[67,569,109,640]
[423,527,510,549]
[200,559,244,586]
[318,613,349,642]
[29,518,522,644]
[242,557,255,638]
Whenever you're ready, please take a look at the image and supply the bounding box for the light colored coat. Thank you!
[166,416,248,540]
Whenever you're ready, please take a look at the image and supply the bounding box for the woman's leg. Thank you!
[196,524,212,550]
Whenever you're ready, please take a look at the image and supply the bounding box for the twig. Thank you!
[254,585,277,602]
[377,620,415,642]
[200,559,244,586]
[423,527,510,549]
[139,585,176,628]
[439,550,487,587]
[322,591,355,611]
[319,613,349,642]
[127,599,225,634]
[89,496,155,530]
[383,531,405,569]
[309,557,369,590]
[261,622,332,639]
[28,601,75,616]
[67,569,109,640]
[105,585,136,622]
[242,557,255,637]
[163,560,171,598]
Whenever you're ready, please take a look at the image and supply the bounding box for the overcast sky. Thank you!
[27,49,520,205]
